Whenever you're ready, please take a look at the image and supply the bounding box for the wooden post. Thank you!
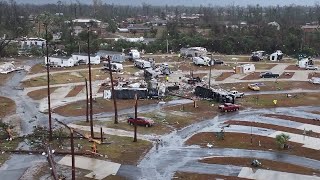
[108,56,118,124]
[133,93,138,142]
[70,129,75,180]
[100,127,103,143]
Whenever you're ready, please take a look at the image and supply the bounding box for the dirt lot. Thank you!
[185,132,320,161]
[0,96,16,118]
[27,87,59,100]
[29,64,103,74]
[285,65,301,70]
[54,98,158,117]
[173,172,249,180]
[238,93,320,108]
[215,72,234,81]
[241,72,261,80]
[0,73,14,86]
[279,72,295,79]
[264,114,320,126]
[200,157,320,176]
[65,85,85,97]
[308,72,320,79]
[219,81,319,92]
[225,120,320,138]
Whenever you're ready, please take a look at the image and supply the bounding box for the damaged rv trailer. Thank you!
[194,86,235,103]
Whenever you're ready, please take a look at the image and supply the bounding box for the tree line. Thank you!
[1,0,320,57]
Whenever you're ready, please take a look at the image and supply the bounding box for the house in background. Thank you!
[20,37,46,49]
[96,50,127,63]
[45,56,74,67]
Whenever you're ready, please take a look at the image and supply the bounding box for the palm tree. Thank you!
[275,133,290,149]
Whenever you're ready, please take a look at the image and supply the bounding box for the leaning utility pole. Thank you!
[85,78,89,123]
[108,56,118,124]
[87,23,94,138]
[44,22,53,141]
[133,93,138,142]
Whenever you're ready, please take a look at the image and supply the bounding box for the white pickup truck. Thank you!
[228,90,245,98]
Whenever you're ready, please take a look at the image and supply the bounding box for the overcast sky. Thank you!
[14,0,319,6]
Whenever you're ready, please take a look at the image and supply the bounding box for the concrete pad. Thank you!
[58,155,121,180]
[51,86,74,99]
[269,131,320,150]
[238,167,320,180]
[297,124,320,134]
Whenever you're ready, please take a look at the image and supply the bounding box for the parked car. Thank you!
[259,72,279,78]
[228,90,244,98]
[309,77,320,84]
[248,84,260,91]
[127,117,154,127]
[218,103,240,112]
[305,65,319,70]
[214,59,224,65]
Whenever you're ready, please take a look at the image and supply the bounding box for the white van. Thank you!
[103,62,123,72]
[129,49,140,60]
[134,59,151,69]
[309,77,320,84]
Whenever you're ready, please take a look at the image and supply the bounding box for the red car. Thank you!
[218,103,240,112]
[127,117,154,127]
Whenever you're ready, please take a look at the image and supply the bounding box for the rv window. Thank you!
[272,56,275,60]
[248,68,250,70]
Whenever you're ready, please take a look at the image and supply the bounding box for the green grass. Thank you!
[0,140,20,165]
[74,134,152,165]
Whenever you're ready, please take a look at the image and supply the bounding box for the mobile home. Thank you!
[72,53,101,65]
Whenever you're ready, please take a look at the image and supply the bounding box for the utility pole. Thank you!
[87,23,94,138]
[44,22,53,141]
[209,53,213,89]
[85,78,89,123]
[108,56,118,124]
[133,93,138,142]
[70,129,75,180]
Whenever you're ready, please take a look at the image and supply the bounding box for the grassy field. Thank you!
[54,98,158,117]
[29,64,103,74]
[173,172,248,180]
[238,92,320,108]
[75,101,219,135]
[72,133,152,165]
[22,70,108,87]
[186,132,320,161]
[200,157,320,176]
[219,81,319,92]
[0,140,20,165]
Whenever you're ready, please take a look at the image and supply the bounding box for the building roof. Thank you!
[301,25,319,29]
[72,19,101,23]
